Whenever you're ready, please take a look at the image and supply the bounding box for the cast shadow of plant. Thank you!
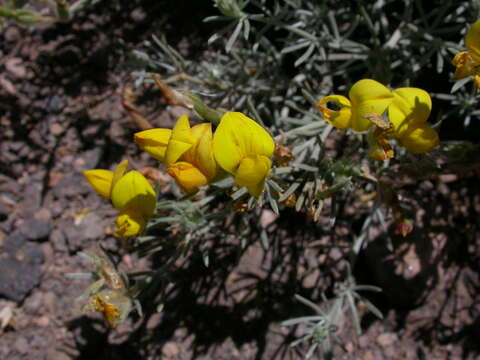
[357,175,480,359]
[68,206,343,360]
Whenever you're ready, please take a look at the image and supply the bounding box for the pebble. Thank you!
[162,342,180,358]
[19,218,53,241]
[64,213,105,252]
[24,291,44,314]
[5,57,27,78]
[0,202,9,221]
[376,332,398,347]
[0,231,44,302]
[35,315,50,327]
[50,123,64,136]
[47,95,66,113]
[50,228,68,253]
[3,26,21,42]
[52,174,90,198]
[14,336,29,354]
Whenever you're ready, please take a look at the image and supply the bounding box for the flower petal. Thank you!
[235,155,272,197]
[366,129,394,161]
[389,87,432,135]
[452,51,478,80]
[349,79,393,132]
[134,128,172,162]
[111,171,156,217]
[183,123,217,180]
[398,124,439,154]
[316,95,352,129]
[82,169,113,199]
[465,19,480,61]
[213,112,275,174]
[115,211,146,238]
[167,161,209,193]
[111,160,129,192]
[165,115,195,165]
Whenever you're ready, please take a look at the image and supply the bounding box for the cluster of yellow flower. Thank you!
[452,19,480,89]
[83,159,157,238]
[134,112,275,198]
[317,79,439,160]
[80,19,480,239]
[134,111,275,197]
[83,112,275,237]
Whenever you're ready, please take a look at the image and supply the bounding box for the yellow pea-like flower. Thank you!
[115,212,146,238]
[134,128,172,162]
[82,169,114,199]
[317,79,394,132]
[135,115,217,193]
[388,87,439,154]
[452,20,480,85]
[82,160,156,237]
[164,115,197,165]
[167,161,209,193]
[397,125,440,154]
[317,95,352,129]
[110,171,156,217]
[213,112,275,197]
[388,87,432,136]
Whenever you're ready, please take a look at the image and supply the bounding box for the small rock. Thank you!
[0,76,16,96]
[19,181,43,218]
[131,8,146,22]
[14,337,29,354]
[146,312,162,330]
[50,123,64,136]
[78,148,102,170]
[50,228,68,253]
[30,332,49,348]
[64,213,105,252]
[47,95,66,113]
[0,230,5,247]
[260,209,277,229]
[34,208,52,222]
[34,315,50,327]
[358,334,369,348]
[19,218,52,241]
[3,230,27,251]
[42,292,56,314]
[376,332,398,347]
[24,291,44,314]
[0,202,8,221]
[302,268,320,288]
[5,58,27,78]
[0,231,44,302]
[162,342,180,358]
[438,174,457,183]
[4,26,21,42]
[45,349,71,360]
[52,174,90,198]
[363,351,375,360]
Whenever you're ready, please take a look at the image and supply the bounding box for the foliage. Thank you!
[0,0,102,25]
[76,0,480,358]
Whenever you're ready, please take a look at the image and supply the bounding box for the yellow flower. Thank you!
[213,112,275,197]
[317,79,394,132]
[133,128,172,161]
[367,127,394,161]
[135,115,217,193]
[82,160,156,237]
[388,88,439,154]
[85,290,131,329]
[89,293,121,328]
[452,20,480,85]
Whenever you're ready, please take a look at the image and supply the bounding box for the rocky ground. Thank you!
[1,2,480,359]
